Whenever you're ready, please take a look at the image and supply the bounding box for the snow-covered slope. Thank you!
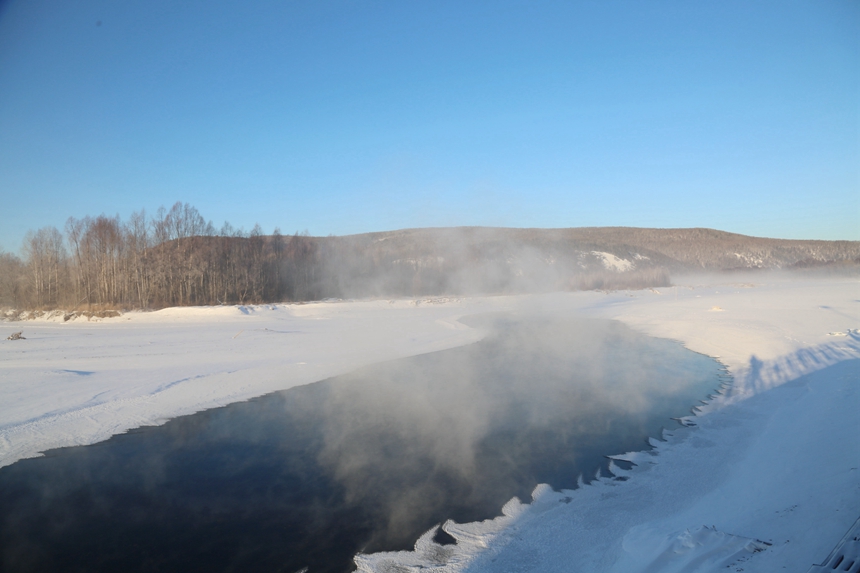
[1,277,858,572]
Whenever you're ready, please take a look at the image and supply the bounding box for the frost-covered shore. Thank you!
[1,277,858,572]
[357,277,860,573]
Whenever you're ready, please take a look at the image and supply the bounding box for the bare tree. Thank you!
[22,226,66,307]
[65,216,90,306]
[0,250,26,308]
[126,210,152,308]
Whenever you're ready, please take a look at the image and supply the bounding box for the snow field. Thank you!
[1,276,858,572]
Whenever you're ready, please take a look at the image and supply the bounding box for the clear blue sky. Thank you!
[1,0,857,252]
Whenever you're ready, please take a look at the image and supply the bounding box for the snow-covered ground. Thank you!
[1,276,858,572]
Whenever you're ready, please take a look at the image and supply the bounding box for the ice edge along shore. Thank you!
[1,277,858,573]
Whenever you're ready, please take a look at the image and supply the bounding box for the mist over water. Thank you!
[0,315,726,573]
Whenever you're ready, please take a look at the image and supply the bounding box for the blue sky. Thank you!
[0,0,857,252]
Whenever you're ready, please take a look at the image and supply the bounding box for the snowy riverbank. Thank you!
[1,276,858,572]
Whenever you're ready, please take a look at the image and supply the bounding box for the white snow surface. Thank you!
[1,277,858,572]
[591,251,634,272]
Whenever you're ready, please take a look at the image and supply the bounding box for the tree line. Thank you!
[3,211,856,311]
[0,202,320,310]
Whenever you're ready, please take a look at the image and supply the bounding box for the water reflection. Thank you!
[0,316,726,573]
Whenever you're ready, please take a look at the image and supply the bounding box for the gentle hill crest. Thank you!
[313,226,859,271]
[298,226,858,298]
[3,222,857,311]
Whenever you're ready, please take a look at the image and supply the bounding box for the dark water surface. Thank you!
[0,316,727,573]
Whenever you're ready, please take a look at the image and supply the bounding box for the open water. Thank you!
[0,315,727,573]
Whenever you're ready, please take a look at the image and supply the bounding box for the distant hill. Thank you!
[4,223,857,311]
[305,227,859,297]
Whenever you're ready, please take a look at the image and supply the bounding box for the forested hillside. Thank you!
[1,203,857,310]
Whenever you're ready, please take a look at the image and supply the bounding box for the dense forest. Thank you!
[1,202,858,311]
